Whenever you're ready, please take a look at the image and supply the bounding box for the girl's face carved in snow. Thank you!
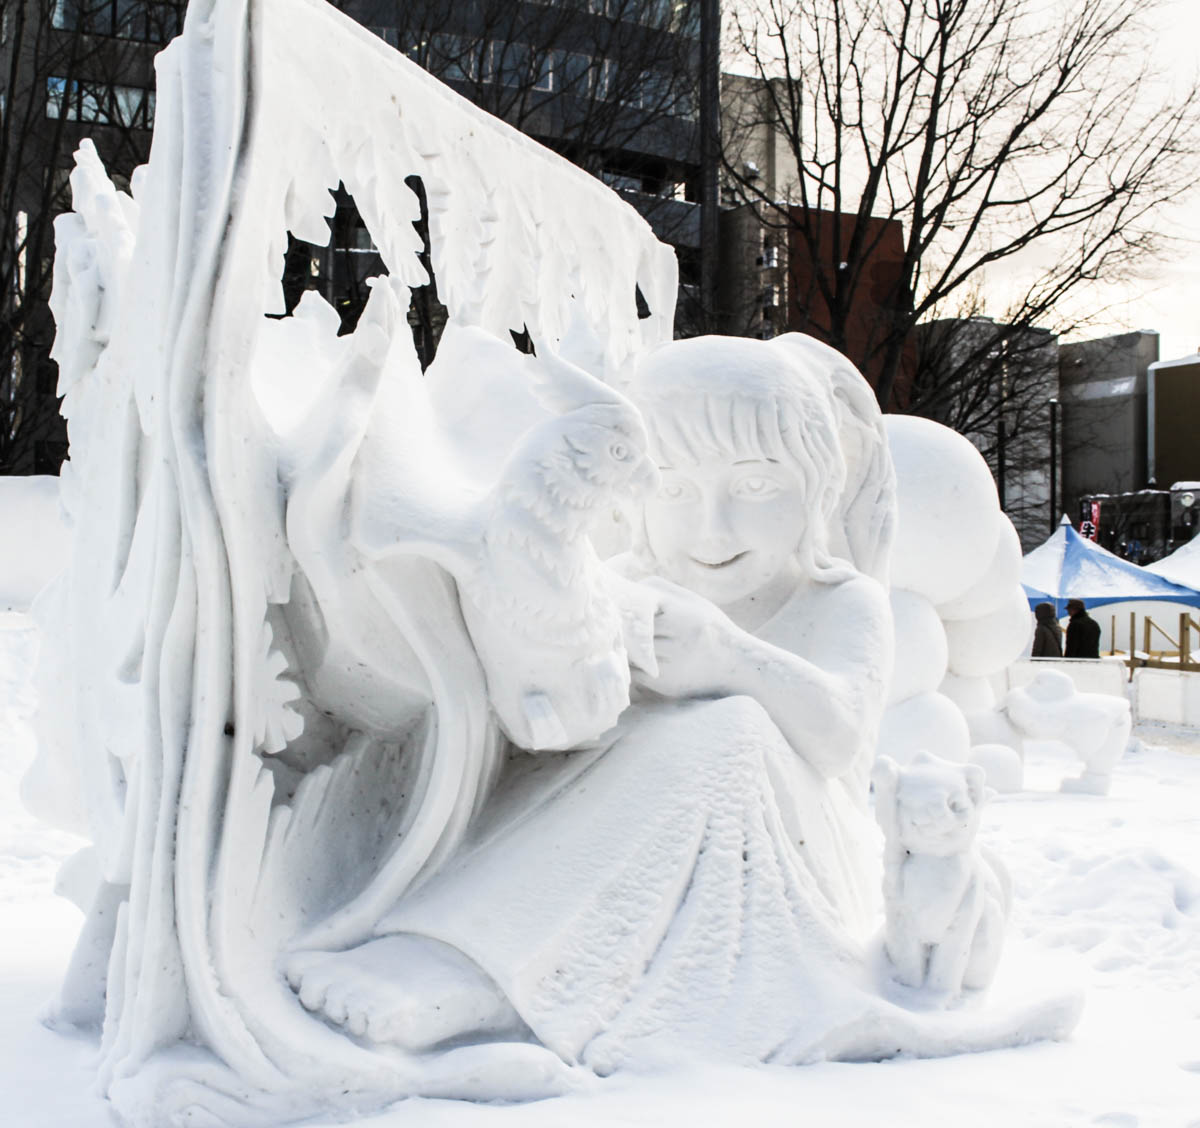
[631,336,850,608]
[643,453,807,607]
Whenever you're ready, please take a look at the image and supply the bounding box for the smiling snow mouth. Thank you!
[691,551,749,569]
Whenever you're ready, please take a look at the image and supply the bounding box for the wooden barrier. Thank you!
[1109,611,1200,679]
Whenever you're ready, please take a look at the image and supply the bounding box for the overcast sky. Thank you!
[725,0,1199,360]
[994,0,1199,359]
[1100,0,1199,361]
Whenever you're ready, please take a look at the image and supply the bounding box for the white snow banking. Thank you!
[0,477,70,612]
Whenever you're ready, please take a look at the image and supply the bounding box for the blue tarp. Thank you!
[1021,519,1200,614]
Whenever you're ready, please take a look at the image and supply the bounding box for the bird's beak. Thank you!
[632,455,660,499]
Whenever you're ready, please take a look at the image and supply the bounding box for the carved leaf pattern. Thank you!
[251,621,304,755]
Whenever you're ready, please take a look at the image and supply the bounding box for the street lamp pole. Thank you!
[1049,397,1059,533]
[699,0,721,331]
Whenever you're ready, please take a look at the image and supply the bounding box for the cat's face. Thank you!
[891,759,985,857]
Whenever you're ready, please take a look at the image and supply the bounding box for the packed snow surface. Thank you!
[3,615,1199,1126]
[0,478,69,611]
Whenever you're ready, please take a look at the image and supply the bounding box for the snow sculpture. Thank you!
[874,753,1012,996]
[29,2,1080,1123]
[1004,670,1132,795]
[879,419,1029,767]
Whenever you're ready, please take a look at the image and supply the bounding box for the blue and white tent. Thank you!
[1022,516,1200,614]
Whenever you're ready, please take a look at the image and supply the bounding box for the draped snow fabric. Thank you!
[380,697,880,1072]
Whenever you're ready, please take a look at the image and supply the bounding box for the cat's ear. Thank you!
[964,763,986,807]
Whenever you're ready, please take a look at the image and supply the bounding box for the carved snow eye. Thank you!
[731,474,781,500]
[610,441,631,461]
[657,478,697,503]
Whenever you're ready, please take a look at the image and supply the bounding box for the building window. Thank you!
[629,0,675,28]
[553,50,592,96]
[433,34,480,83]
[531,51,554,92]
[594,58,616,101]
[45,76,68,119]
[46,76,155,129]
[672,0,701,38]
[368,26,400,49]
[600,169,642,193]
[52,1,181,45]
[487,42,551,90]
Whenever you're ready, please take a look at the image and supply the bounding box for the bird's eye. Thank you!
[610,442,630,461]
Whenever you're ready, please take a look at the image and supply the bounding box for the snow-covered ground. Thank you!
[2,612,1199,1128]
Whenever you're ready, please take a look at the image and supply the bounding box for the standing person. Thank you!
[1064,598,1101,658]
[1032,602,1063,657]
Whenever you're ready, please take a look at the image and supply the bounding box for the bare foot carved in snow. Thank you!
[283,934,523,1051]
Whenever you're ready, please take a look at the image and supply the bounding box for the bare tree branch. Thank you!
[724,0,1198,422]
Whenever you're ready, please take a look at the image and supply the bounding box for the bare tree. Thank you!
[0,0,181,474]
[724,0,1198,419]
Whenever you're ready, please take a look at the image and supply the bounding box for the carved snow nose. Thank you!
[693,493,736,552]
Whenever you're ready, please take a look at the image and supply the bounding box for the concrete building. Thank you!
[1148,352,1200,490]
[715,72,795,339]
[784,208,914,396]
[1058,330,1160,504]
[916,317,1060,551]
[1071,348,1200,561]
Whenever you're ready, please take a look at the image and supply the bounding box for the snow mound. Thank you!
[0,478,70,612]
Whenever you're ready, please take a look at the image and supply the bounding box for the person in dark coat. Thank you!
[1032,602,1063,657]
[1064,598,1101,659]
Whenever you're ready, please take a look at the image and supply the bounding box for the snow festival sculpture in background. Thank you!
[1005,670,1131,795]
[29,1,1080,1123]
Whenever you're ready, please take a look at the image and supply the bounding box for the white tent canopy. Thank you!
[1022,516,1200,614]
[1145,535,1200,590]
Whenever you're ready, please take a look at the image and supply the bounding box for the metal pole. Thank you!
[997,418,1007,510]
[1049,398,1059,533]
[698,0,721,332]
